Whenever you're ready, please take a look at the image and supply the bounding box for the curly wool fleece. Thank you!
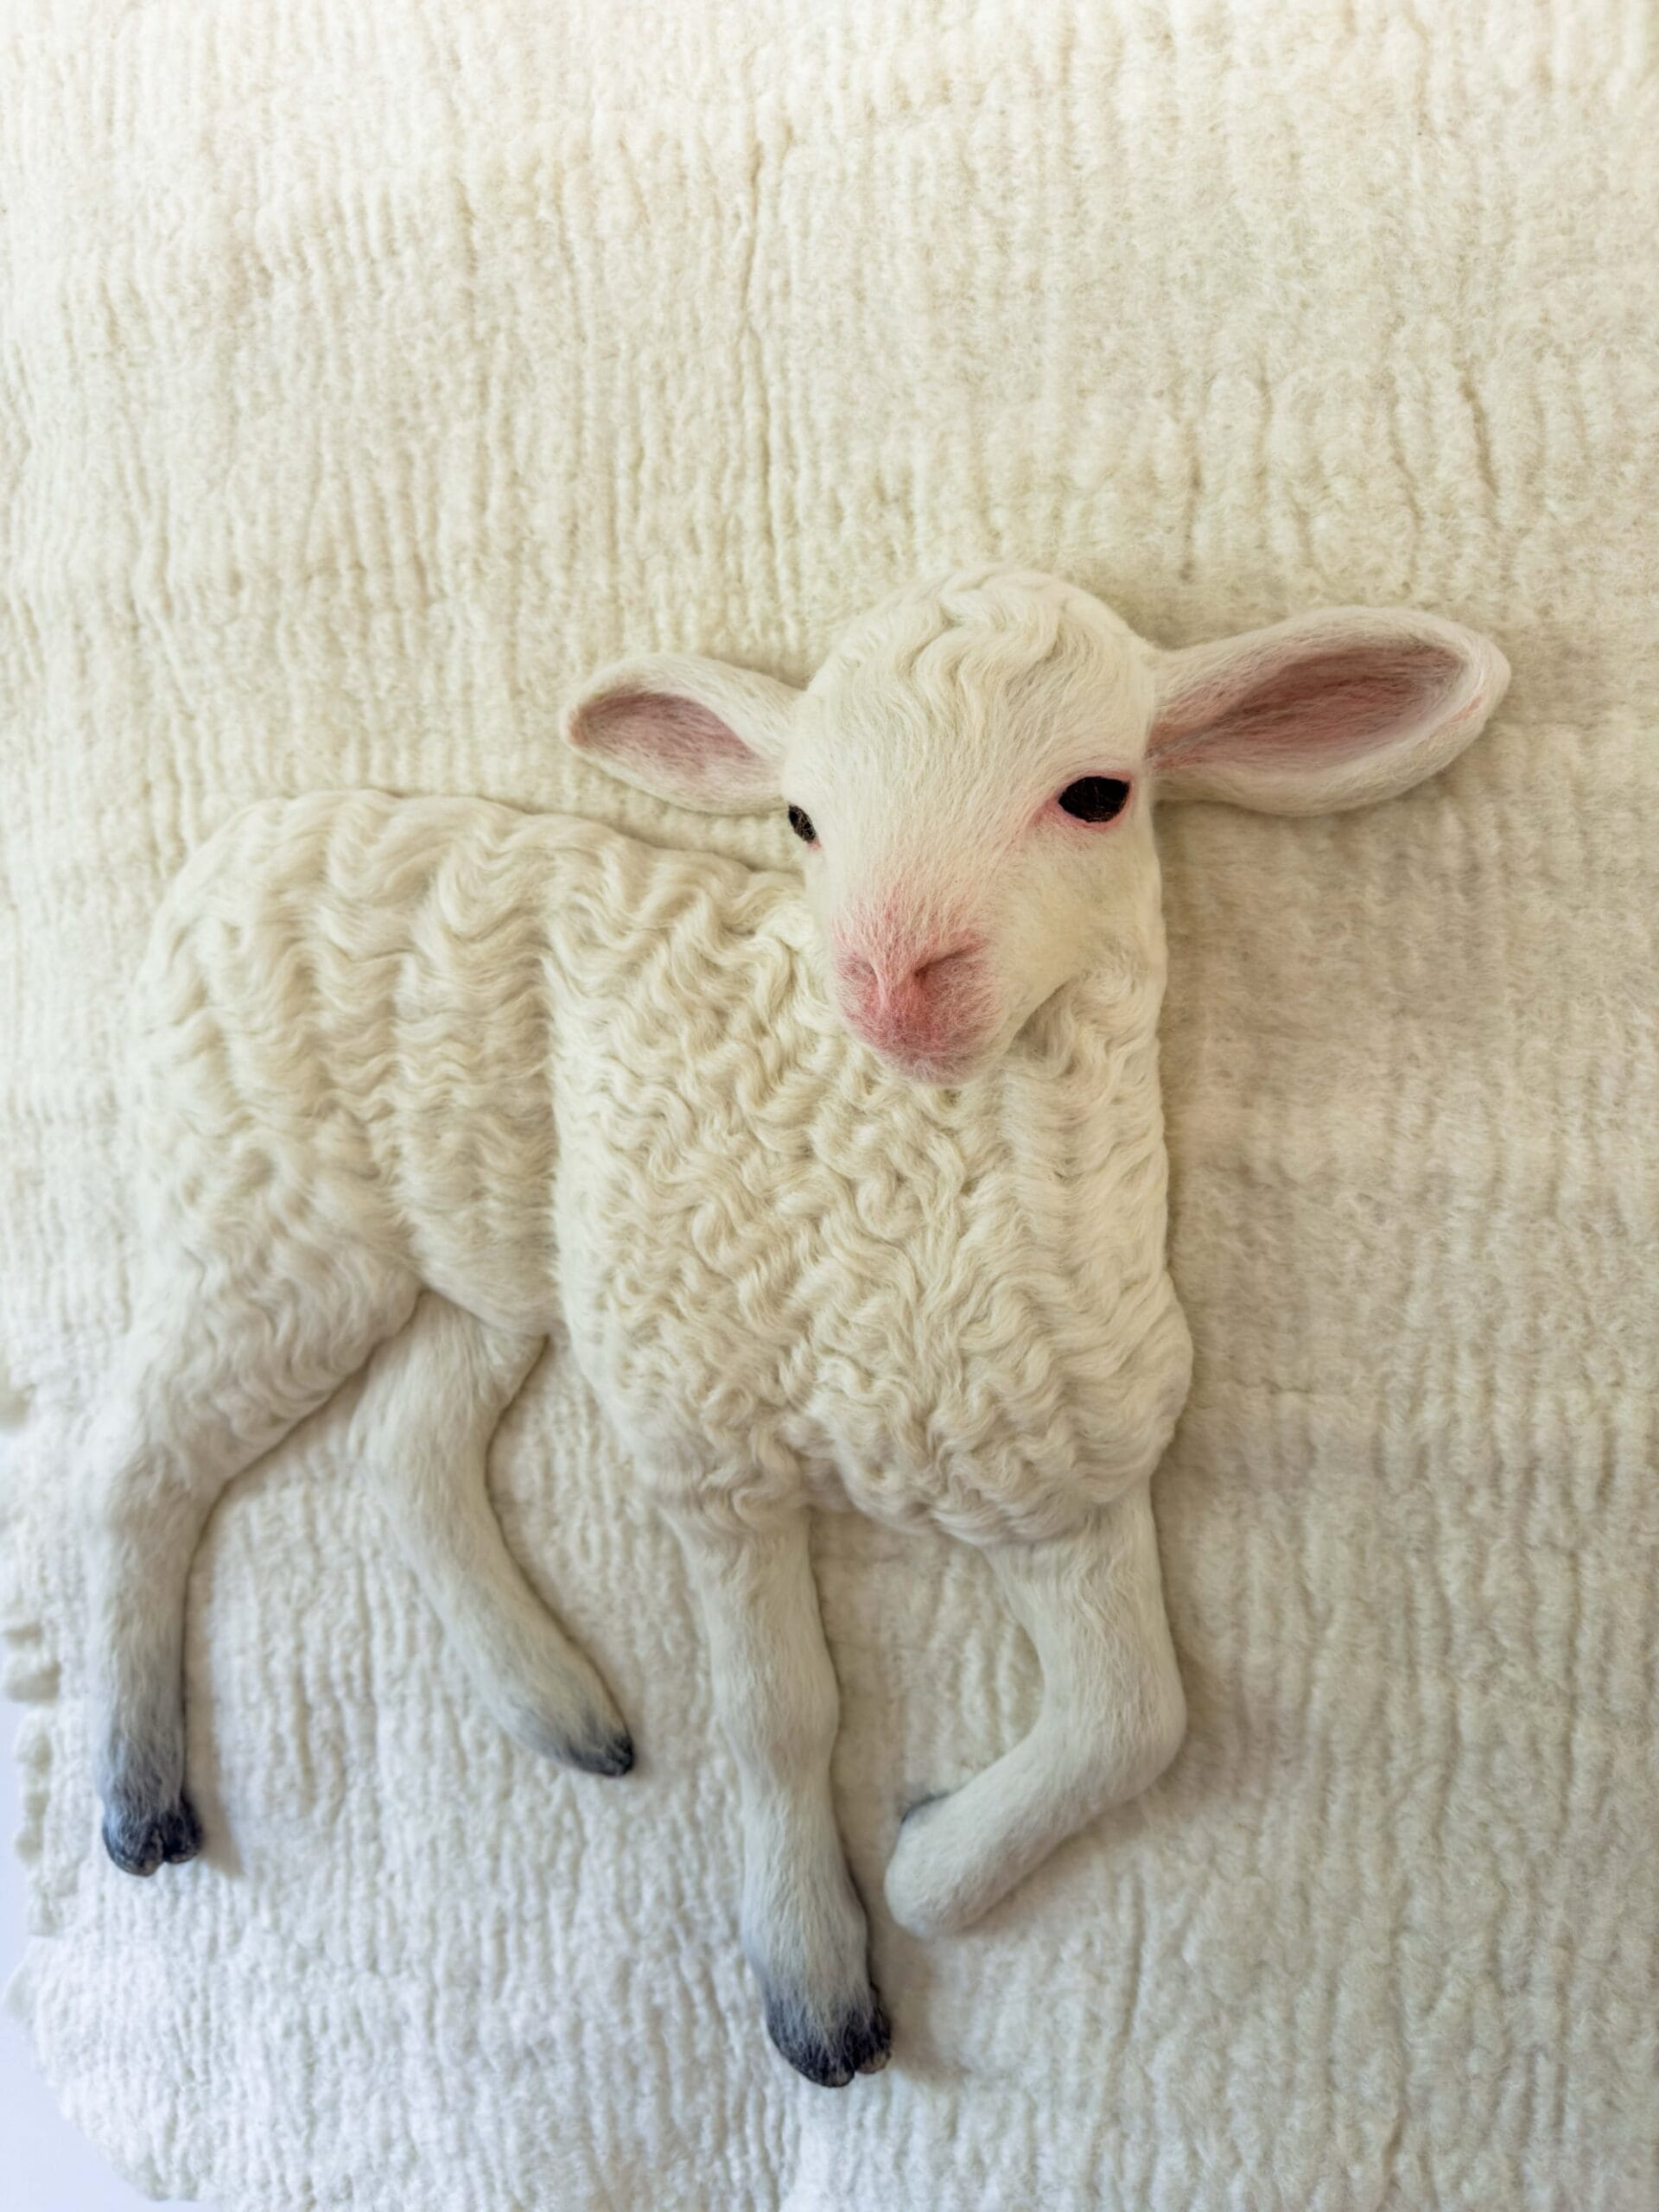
[81,569,1505,2089]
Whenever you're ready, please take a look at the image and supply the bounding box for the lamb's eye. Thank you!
[1057,777,1130,823]
[786,804,818,845]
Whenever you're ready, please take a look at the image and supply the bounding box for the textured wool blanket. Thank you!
[2,4,1655,2207]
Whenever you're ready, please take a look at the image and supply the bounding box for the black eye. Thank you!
[786,804,817,845]
[1057,777,1131,823]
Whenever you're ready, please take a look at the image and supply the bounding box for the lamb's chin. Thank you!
[859,1037,995,1088]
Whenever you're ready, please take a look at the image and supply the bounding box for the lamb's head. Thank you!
[564,569,1508,1084]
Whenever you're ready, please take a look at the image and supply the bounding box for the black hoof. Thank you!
[764,1986,893,2088]
[563,1727,634,1779]
[102,1794,202,1878]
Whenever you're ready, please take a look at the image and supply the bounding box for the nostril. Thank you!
[909,941,978,988]
[837,935,982,1005]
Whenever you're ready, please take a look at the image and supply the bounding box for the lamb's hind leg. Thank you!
[884,1485,1186,1938]
[88,1254,418,1876]
[345,1294,631,1775]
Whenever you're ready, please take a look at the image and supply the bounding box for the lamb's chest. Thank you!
[553,936,1185,1539]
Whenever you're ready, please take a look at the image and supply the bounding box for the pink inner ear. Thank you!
[1159,643,1461,766]
[576,690,760,782]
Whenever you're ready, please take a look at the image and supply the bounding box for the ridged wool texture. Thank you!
[1,4,1655,2208]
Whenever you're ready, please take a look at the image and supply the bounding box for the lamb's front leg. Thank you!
[674,1509,890,2088]
[885,1484,1186,1938]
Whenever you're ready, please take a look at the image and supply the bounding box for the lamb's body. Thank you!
[143,791,1189,1545]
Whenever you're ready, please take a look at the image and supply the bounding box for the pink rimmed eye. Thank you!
[786,804,818,845]
[1056,777,1131,823]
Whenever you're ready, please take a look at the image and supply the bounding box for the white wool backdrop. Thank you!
[2,3,1656,2207]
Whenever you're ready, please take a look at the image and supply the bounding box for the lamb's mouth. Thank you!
[851,1028,993,1086]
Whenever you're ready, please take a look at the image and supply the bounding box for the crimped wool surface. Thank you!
[2,3,1656,2207]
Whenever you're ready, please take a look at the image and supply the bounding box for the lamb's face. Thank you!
[778,578,1160,1082]
[564,566,1508,1088]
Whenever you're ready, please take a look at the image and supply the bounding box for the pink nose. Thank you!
[840,938,979,1004]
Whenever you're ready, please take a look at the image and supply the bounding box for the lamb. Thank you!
[83,568,1508,2087]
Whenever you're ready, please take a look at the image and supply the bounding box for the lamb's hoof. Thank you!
[561,1726,635,1779]
[102,1794,202,1878]
[764,1985,892,2088]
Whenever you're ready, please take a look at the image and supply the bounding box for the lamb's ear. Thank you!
[563,652,799,813]
[1147,608,1509,814]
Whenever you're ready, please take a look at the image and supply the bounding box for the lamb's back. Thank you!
[129,790,753,1324]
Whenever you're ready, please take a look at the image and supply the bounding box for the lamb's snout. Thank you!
[834,928,993,1075]
[838,933,980,1001]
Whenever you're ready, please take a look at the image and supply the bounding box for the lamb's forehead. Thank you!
[795,570,1150,774]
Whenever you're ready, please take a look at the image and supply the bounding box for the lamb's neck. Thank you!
[767,883,1168,1173]
[974,950,1174,1350]
[995,940,1166,1132]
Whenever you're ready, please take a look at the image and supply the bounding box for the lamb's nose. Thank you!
[905,942,977,989]
[845,938,979,1001]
